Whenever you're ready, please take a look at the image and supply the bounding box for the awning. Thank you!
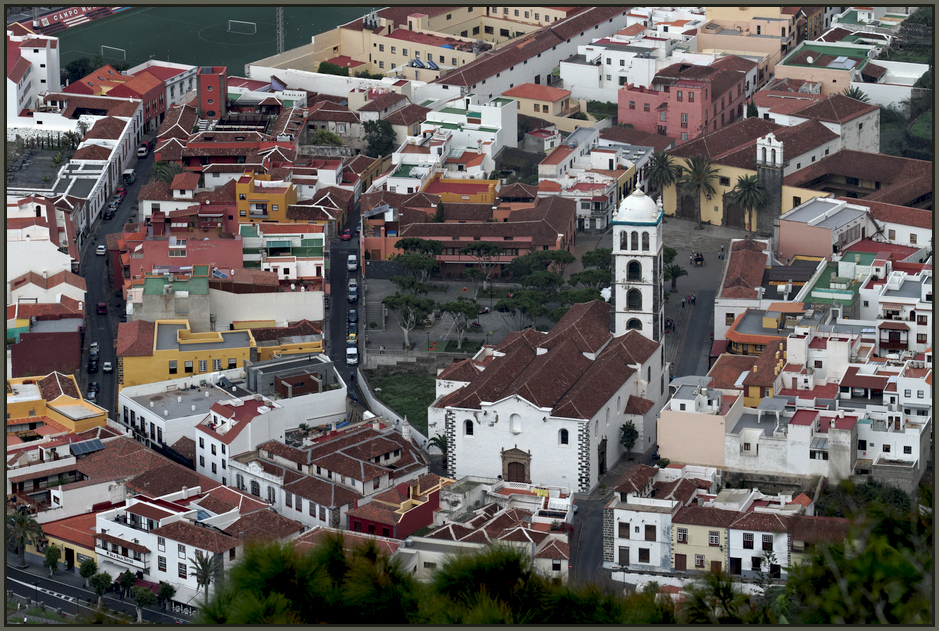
[878,321,909,330]
[809,436,829,450]
[95,532,150,554]
[880,303,905,310]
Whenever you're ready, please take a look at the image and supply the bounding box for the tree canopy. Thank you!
[364,119,397,157]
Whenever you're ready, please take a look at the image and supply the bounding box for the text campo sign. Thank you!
[41,7,100,24]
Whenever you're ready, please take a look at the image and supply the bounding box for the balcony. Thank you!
[96,542,150,572]
[879,339,908,351]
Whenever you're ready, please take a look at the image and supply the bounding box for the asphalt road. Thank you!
[78,145,154,418]
[327,208,365,402]
[5,564,182,623]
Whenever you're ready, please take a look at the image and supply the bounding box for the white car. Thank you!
[346,346,359,366]
[347,254,358,272]
[96,245,107,255]
[102,362,113,373]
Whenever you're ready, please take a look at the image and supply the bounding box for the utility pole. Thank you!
[276,7,284,55]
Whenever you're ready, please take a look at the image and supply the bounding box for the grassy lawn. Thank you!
[880,120,908,156]
[910,111,932,139]
[24,607,69,621]
[443,339,482,354]
[363,371,436,436]
[879,48,931,64]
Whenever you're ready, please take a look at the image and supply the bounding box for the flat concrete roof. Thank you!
[155,323,250,352]
[883,278,926,300]
[51,403,100,420]
[728,411,775,437]
[130,386,232,420]
[31,319,83,333]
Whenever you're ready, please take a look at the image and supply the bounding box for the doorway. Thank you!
[597,438,608,476]
[64,547,74,571]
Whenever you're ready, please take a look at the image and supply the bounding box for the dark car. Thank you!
[340,229,352,241]
[89,349,100,361]
[348,309,358,324]
[88,381,100,393]
[348,320,359,336]
[88,360,99,373]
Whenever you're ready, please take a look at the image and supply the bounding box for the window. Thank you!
[917,334,928,344]
[178,563,187,579]
[858,439,867,451]
[883,445,891,453]
[178,543,186,559]
[267,486,276,503]
[169,360,177,375]
[619,522,631,538]
[158,556,166,572]
[762,534,773,551]
[917,390,925,399]
[211,462,216,474]
[681,113,688,127]
[918,315,928,325]
[719,176,730,187]
[199,437,205,449]
[320,506,326,521]
[552,559,562,571]
[676,90,683,102]
[695,554,706,568]
[726,313,735,325]
[514,9,519,16]
[709,531,720,546]
[199,360,207,372]
[638,548,650,563]
[250,481,260,496]
[904,389,912,398]
[199,456,205,467]
[910,234,917,244]
[743,533,754,549]
[402,48,408,56]
[629,101,635,110]
[659,111,666,122]
[500,28,509,37]
[677,527,688,543]
[681,132,688,141]
[559,429,569,445]
[644,525,656,542]
[211,444,216,455]
[158,537,166,552]
[378,61,384,69]
[213,359,221,371]
[228,358,237,369]
[752,556,762,571]
[688,91,694,103]
[185,361,193,373]
[423,561,437,570]
[464,420,474,436]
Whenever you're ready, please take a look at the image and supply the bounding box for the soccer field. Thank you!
[57,6,368,71]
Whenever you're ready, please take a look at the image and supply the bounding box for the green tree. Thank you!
[395,254,438,283]
[90,571,113,609]
[308,129,343,145]
[663,245,678,265]
[747,99,759,118]
[118,569,137,598]
[459,241,504,289]
[79,558,98,588]
[62,57,94,84]
[150,161,184,184]
[560,288,603,305]
[157,581,177,611]
[664,263,688,293]
[549,306,570,322]
[519,270,563,293]
[506,252,545,280]
[646,151,683,198]
[5,511,43,568]
[390,274,429,296]
[316,61,350,76]
[383,293,435,348]
[495,290,546,331]
[537,249,575,277]
[131,586,158,622]
[581,247,613,272]
[569,268,611,290]
[463,267,487,300]
[439,297,479,350]
[729,174,768,233]
[620,421,638,453]
[842,86,870,102]
[433,202,446,222]
[428,434,448,468]
[44,543,61,576]
[190,550,223,602]
[680,571,754,623]
[395,237,445,257]
[364,119,397,157]
[677,155,720,228]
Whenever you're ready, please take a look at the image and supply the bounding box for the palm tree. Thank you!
[680,571,753,624]
[729,174,768,233]
[6,511,44,568]
[663,264,689,293]
[677,155,720,229]
[150,160,184,184]
[842,86,870,103]
[428,434,448,469]
[646,151,683,199]
[189,550,223,603]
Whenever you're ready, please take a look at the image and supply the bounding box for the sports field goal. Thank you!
[100,45,127,61]
[227,20,257,35]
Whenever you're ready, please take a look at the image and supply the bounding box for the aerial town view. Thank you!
[5,4,933,624]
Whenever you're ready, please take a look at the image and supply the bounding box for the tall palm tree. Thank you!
[663,264,689,293]
[729,174,768,233]
[677,155,720,229]
[428,434,449,469]
[6,511,44,568]
[150,160,184,184]
[646,151,683,199]
[189,550,223,603]
[842,86,870,103]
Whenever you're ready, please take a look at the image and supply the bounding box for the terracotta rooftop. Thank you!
[115,320,155,357]
[150,519,240,553]
[502,83,571,102]
[224,509,304,543]
[614,464,658,495]
[789,93,880,123]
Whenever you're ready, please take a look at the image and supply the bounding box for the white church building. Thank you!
[427,189,669,493]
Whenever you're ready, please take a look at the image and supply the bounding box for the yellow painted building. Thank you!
[423,174,500,204]
[236,172,299,224]
[6,373,108,436]
[254,335,324,361]
[671,508,735,574]
[117,319,256,389]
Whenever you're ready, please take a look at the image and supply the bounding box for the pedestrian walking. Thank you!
[691,294,696,305]
[689,254,694,265]
[681,298,685,308]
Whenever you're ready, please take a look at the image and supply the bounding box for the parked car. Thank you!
[347,309,358,324]
[88,381,100,393]
[103,362,113,373]
[88,360,99,373]
[96,302,107,314]
[340,229,352,241]
[104,211,114,220]
[347,285,358,303]
[137,144,149,158]
[96,245,107,255]
[348,320,359,336]
[89,342,99,353]
[87,390,97,403]
[115,187,127,197]
[347,254,358,271]
[89,349,100,361]
[345,345,359,366]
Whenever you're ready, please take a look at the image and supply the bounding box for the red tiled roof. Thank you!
[225,509,304,543]
[707,354,758,389]
[437,359,481,382]
[72,144,113,161]
[672,505,739,527]
[115,320,155,357]
[669,117,781,162]
[150,519,240,552]
[841,198,933,230]
[384,103,431,127]
[614,464,658,494]
[730,511,790,533]
[170,172,201,190]
[788,514,850,543]
[357,91,406,112]
[624,395,655,415]
[720,243,767,300]
[502,83,571,102]
[789,93,880,123]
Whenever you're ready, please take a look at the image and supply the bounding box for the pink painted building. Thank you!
[618,62,747,143]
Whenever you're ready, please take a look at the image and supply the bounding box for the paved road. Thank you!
[5,564,183,623]
[77,144,154,418]
[327,208,365,402]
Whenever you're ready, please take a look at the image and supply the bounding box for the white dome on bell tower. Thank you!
[614,187,661,224]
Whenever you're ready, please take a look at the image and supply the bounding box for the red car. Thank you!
[340,229,352,241]
[115,187,127,197]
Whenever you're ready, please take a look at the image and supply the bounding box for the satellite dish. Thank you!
[806,56,814,64]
